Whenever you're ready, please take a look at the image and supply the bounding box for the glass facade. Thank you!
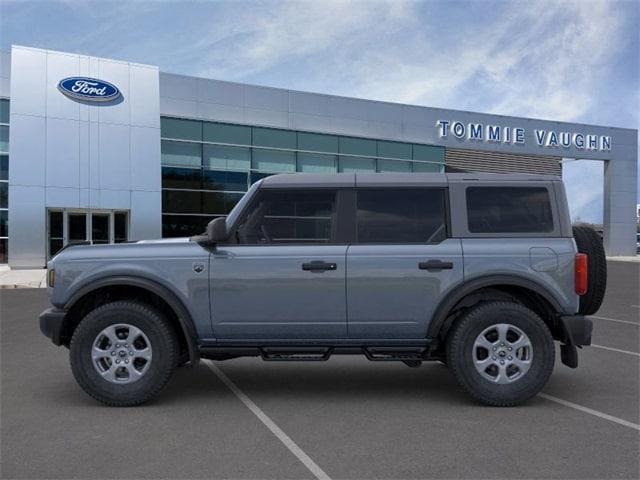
[0,99,8,263]
[160,117,445,238]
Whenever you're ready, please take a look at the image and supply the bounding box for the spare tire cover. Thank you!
[572,226,607,315]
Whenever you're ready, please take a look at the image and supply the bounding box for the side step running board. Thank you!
[363,347,428,362]
[260,347,333,361]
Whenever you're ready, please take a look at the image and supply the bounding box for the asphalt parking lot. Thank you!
[1,260,638,479]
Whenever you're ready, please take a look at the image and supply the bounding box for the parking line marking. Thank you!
[591,344,640,357]
[591,315,639,326]
[204,361,331,480]
[538,393,640,431]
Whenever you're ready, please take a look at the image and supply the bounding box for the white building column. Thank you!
[603,144,638,256]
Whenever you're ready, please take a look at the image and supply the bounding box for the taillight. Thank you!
[575,253,588,295]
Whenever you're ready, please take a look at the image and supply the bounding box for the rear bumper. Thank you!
[39,308,67,346]
[558,314,593,346]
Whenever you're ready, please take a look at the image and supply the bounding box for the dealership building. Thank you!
[0,45,637,267]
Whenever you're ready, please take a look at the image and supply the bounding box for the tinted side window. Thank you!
[356,189,447,243]
[235,190,337,244]
[466,187,554,233]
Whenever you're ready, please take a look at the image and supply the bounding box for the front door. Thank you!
[346,188,464,339]
[210,188,348,340]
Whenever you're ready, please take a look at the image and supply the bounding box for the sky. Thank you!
[1,0,638,223]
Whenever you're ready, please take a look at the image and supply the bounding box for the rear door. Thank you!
[346,187,463,339]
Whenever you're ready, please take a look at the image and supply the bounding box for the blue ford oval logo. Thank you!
[58,77,121,102]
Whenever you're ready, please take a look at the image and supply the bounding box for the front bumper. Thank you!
[39,308,67,346]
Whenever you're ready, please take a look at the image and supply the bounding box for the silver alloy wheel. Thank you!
[91,323,152,384]
[472,323,533,384]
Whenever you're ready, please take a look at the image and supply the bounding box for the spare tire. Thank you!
[572,226,607,315]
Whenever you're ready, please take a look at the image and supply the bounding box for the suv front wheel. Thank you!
[446,301,555,406]
[70,301,179,406]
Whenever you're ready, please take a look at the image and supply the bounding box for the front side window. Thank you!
[356,189,447,243]
[234,190,337,245]
[466,187,554,233]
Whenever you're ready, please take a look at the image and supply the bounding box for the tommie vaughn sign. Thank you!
[436,120,612,152]
[57,77,121,102]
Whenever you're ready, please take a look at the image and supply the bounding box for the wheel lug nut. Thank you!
[492,356,497,360]
[508,347,513,351]
[492,346,497,351]
[111,351,115,356]
[125,359,129,364]
[116,344,120,348]
[129,351,133,356]
[508,356,513,360]
[116,359,120,364]
[500,360,505,365]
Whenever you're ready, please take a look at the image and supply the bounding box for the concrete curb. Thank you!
[0,269,47,289]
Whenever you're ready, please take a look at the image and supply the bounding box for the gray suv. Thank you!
[40,173,606,407]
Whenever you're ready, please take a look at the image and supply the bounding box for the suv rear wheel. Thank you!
[446,301,554,406]
[70,301,178,406]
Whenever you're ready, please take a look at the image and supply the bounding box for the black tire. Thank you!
[572,225,607,315]
[70,301,178,407]
[446,301,555,407]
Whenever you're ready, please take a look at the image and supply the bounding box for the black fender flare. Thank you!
[64,276,200,365]
[426,274,564,340]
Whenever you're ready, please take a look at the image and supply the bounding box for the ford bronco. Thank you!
[39,173,606,406]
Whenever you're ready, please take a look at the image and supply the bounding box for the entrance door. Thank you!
[346,188,464,339]
[210,188,348,340]
[47,210,129,258]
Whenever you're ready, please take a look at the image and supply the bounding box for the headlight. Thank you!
[47,269,55,288]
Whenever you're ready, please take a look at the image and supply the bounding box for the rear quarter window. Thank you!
[466,186,554,233]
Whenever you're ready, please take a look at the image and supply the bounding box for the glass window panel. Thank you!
[162,167,202,189]
[49,239,63,259]
[378,159,411,172]
[0,155,7,180]
[161,117,202,141]
[252,149,295,172]
[162,190,202,214]
[202,192,244,214]
[91,214,109,244]
[162,214,213,238]
[0,99,9,124]
[357,189,447,243]
[297,153,337,173]
[203,144,250,170]
[0,238,8,263]
[0,126,8,153]
[378,141,411,160]
[467,187,554,233]
[339,137,376,156]
[297,132,338,153]
[338,156,376,172]
[0,182,7,208]
[236,190,336,244]
[252,127,296,149]
[48,211,63,238]
[413,144,445,163]
[68,214,87,242]
[0,210,7,237]
[412,162,443,173]
[250,171,273,184]
[114,212,128,242]
[161,140,201,167]
[203,122,251,145]
[202,170,248,191]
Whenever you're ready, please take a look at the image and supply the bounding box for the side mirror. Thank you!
[207,217,228,244]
